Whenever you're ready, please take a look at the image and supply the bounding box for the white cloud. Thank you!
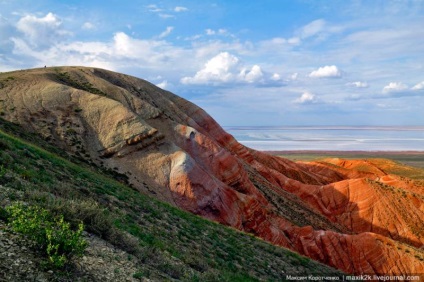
[256,19,340,53]
[287,37,301,45]
[380,81,424,97]
[184,34,202,41]
[412,81,424,90]
[180,52,282,86]
[382,82,408,94]
[8,29,192,72]
[82,22,95,30]
[174,6,188,12]
[158,26,174,39]
[218,29,228,35]
[15,12,71,48]
[309,65,342,78]
[271,73,281,81]
[205,28,231,37]
[147,4,162,13]
[181,52,240,84]
[239,65,263,83]
[268,38,286,45]
[146,4,185,18]
[300,19,326,39]
[294,92,317,104]
[159,14,175,19]
[258,37,299,52]
[347,81,369,88]
[156,80,168,89]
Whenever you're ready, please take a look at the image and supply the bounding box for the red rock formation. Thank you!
[1,66,423,275]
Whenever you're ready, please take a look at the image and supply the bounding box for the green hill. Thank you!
[0,118,343,281]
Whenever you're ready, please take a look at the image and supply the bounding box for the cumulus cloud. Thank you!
[294,92,317,104]
[239,65,263,83]
[382,82,408,94]
[347,81,369,88]
[379,81,424,98]
[156,80,168,89]
[309,65,342,78]
[412,81,424,90]
[15,12,71,48]
[181,52,240,84]
[271,73,281,81]
[180,52,282,86]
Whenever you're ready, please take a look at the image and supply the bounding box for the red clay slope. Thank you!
[1,67,423,275]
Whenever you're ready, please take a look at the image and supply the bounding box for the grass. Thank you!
[0,117,344,280]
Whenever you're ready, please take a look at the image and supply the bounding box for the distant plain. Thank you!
[270,150,424,180]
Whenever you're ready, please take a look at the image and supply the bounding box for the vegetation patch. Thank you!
[55,71,106,96]
[5,202,87,269]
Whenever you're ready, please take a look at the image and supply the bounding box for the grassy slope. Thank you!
[0,118,344,281]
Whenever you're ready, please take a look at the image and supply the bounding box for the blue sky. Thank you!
[1,0,423,126]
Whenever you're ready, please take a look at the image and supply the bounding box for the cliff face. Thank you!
[1,66,423,275]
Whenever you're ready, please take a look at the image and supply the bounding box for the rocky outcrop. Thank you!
[1,66,423,275]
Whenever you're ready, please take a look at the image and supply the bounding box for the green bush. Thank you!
[6,202,87,268]
[0,206,8,221]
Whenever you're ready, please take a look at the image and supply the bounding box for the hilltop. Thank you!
[0,67,423,278]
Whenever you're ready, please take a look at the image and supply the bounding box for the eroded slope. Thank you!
[1,67,423,275]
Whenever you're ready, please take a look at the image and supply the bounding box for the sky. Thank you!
[0,0,423,126]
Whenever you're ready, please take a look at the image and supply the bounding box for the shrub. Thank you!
[0,138,11,150]
[0,206,8,221]
[133,271,144,279]
[6,202,87,268]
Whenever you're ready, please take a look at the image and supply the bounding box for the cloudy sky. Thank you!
[1,0,423,126]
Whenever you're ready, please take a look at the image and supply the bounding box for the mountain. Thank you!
[1,66,423,277]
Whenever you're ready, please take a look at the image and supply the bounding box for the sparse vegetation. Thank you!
[55,71,106,96]
[5,202,87,268]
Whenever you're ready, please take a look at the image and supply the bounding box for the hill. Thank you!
[0,117,342,281]
[0,66,423,277]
